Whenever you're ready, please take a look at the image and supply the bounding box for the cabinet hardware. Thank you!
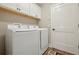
[78,24,79,28]
[17,8,21,11]
[78,45,79,49]
[52,28,55,31]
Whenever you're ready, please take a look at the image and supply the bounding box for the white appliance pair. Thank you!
[5,24,48,55]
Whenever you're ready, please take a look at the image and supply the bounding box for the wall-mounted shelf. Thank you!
[0,5,40,20]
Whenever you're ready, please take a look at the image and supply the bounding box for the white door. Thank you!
[51,4,79,54]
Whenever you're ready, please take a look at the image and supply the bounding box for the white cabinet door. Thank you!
[29,3,36,17]
[34,4,41,18]
[29,3,41,18]
[0,3,41,19]
[0,3,18,10]
[17,3,30,15]
[0,3,30,15]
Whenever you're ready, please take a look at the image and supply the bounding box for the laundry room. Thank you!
[0,3,49,55]
[0,3,79,55]
[0,3,39,54]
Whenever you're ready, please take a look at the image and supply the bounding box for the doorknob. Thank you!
[52,28,55,31]
[78,24,79,28]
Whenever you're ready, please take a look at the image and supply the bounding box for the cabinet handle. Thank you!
[78,45,79,49]
[17,8,19,10]
[78,24,79,28]
[17,8,21,11]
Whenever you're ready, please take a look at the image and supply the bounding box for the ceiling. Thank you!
[37,3,54,6]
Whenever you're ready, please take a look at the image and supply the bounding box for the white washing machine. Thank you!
[5,24,48,55]
[6,29,41,55]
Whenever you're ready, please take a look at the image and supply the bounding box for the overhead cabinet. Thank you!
[29,3,41,19]
[16,3,30,15]
[0,3,41,20]
[0,3,17,10]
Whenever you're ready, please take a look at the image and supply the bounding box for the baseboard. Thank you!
[48,42,52,47]
[0,51,5,55]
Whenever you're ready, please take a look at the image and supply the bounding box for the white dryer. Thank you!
[38,28,48,54]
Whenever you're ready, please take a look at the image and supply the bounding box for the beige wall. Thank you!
[0,10,38,54]
[39,4,51,28]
